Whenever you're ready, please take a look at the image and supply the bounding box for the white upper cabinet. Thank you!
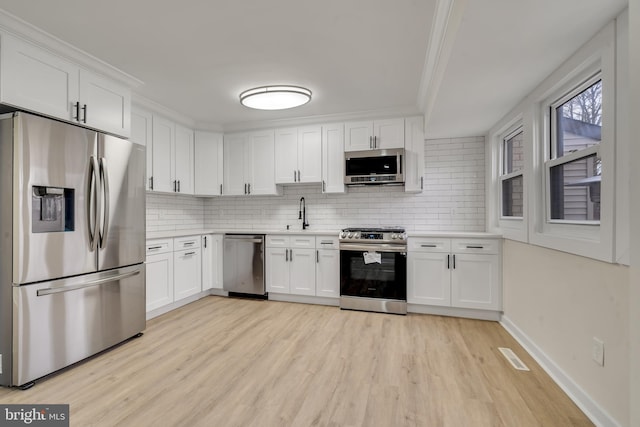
[344,118,404,151]
[151,115,175,193]
[224,131,280,196]
[321,123,345,194]
[79,70,131,137]
[194,131,224,196]
[149,115,194,195]
[174,124,195,195]
[404,116,425,193]
[131,107,153,190]
[274,126,321,184]
[274,128,299,183]
[0,34,131,137]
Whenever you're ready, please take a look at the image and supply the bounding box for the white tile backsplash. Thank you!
[147,136,486,233]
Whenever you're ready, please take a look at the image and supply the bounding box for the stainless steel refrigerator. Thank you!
[0,112,146,388]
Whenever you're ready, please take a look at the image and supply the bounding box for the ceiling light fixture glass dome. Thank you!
[239,85,312,110]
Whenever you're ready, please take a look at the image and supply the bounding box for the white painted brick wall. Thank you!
[146,136,486,233]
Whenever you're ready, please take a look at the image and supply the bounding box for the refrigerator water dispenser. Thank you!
[32,186,74,233]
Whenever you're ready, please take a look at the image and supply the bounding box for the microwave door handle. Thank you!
[87,156,99,251]
[99,157,110,249]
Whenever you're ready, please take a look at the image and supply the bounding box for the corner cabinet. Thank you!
[223,131,281,196]
[407,237,502,312]
[1,33,131,137]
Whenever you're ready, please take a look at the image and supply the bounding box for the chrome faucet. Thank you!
[298,197,309,230]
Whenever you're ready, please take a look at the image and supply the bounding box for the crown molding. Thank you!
[220,105,422,133]
[417,0,467,121]
[0,8,143,88]
[132,94,198,129]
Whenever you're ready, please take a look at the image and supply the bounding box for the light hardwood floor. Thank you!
[0,297,593,426]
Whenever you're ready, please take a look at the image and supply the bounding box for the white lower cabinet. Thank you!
[266,234,340,299]
[408,237,501,311]
[315,237,340,298]
[266,235,316,296]
[202,234,223,290]
[145,239,174,312]
[146,234,215,314]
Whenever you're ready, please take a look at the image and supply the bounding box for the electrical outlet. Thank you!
[592,337,605,366]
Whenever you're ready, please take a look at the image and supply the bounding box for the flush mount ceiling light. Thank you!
[239,85,312,110]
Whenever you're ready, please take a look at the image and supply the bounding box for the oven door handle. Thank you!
[339,243,407,253]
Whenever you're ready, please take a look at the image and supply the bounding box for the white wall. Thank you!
[502,241,629,426]
[627,1,640,425]
[145,136,487,233]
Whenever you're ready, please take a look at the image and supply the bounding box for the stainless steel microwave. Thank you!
[344,148,404,185]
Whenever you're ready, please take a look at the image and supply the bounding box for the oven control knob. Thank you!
[391,233,398,240]
[347,232,354,238]
[354,232,361,239]
[340,231,347,239]
[400,233,407,240]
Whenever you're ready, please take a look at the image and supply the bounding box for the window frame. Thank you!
[499,125,525,220]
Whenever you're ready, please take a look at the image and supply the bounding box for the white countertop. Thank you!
[147,229,502,241]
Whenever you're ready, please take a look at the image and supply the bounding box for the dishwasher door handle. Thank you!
[224,237,264,243]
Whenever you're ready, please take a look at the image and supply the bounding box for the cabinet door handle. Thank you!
[322,180,326,192]
[285,248,289,262]
[369,136,373,149]
[177,180,181,192]
[149,176,154,190]
[204,236,207,248]
[74,101,81,121]
[184,251,196,256]
[447,254,450,269]
[453,254,456,269]
[316,250,319,263]
[466,245,484,249]
[289,249,292,261]
[421,176,424,190]
[244,183,247,194]
[373,136,377,148]
[421,244,437,248]
[173,180,176,192]
[297,170,301,182]
[148,246,162,250]
[294,170,297,182]
[248,183,251,194]
[82,104,87,123]
[220,184,223,195]
[184,242,195,246]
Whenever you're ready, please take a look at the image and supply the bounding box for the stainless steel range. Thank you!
[339,227,407,315]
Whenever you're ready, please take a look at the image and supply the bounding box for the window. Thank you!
[547,74,602,224]
[500,127,524,218]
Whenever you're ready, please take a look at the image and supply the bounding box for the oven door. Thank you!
[339,243,407,301]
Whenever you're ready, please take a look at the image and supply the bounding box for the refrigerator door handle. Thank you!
[98,157,110,249]
[87,156,99,251]
[36,270,141,296]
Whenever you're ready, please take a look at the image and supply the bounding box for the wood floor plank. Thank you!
[0,297,594,427]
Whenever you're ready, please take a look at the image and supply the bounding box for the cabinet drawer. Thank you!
[408,238,451,253]
[289,235,315,248]
[266,235,289,247]
[315,236,339,249]
[451,239,500,255]
[146,239,173,256]
[174,236,201,250]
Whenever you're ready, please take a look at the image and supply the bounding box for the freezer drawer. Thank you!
[12,264,146,386]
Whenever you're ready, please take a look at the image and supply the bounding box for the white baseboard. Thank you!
[146,290,212,320]
[500,316,621,427]
[407,304,501,321]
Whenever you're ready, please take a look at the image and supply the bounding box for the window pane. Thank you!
[555,80,602,158]
[502,175,523,217]
[549,153,601,221]
[503,130,524,174]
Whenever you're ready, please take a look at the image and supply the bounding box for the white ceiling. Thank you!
[0,0,628,137]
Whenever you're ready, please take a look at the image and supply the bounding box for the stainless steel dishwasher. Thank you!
[223,234,266,297]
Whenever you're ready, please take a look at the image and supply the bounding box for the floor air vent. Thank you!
[498,347,530,371]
